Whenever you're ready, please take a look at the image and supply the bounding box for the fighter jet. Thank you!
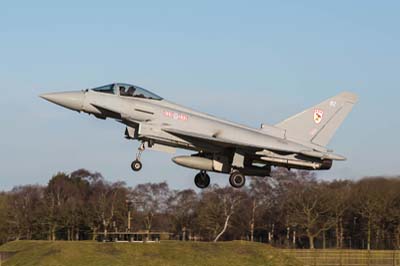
[40,83,358,189]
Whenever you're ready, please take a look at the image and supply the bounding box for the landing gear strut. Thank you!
[229,170,246,188]
[194,171,210,189]
[131,142,145,172]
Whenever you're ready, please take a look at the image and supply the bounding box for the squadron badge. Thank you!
[313,109,324,124]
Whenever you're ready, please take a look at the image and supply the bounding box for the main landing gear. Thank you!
[194,171,210,189]
[229,170,246,188]
[193,170,246,189]
[131,142,145,172]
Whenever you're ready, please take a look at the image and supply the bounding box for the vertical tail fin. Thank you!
[275,92,358,147]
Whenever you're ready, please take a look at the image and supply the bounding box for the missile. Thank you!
[259,157,332,170]
[172,156,214,171]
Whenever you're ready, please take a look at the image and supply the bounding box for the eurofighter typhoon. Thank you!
[40,83,358,189]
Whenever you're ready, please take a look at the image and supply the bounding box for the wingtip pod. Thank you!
[338,91,358,104]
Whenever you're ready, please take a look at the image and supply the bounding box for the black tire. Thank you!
[229,171,246,188]
[131,160,142,172]
[194,172,210,189]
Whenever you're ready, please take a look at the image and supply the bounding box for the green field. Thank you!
[0,241,301,266]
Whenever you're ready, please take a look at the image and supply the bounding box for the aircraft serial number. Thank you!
[163,111,188,121]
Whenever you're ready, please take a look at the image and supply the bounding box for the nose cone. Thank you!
[40,91,85,112]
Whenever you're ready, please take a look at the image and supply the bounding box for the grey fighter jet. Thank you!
[40,83,358,189]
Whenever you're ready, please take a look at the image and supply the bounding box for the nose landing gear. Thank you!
[194,171,210,189]
[131,142,145,172]
[131,160,142,172]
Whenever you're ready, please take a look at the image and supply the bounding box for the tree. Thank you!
[352,178,399,250]
[1,168,400,249]
[388,179,400,249]
[45,172,69,240]
[131,182,171,237]
[247,177,275,242]
[271,169,316,247]
[45,170,107,241]
[7,185,45,241]
[328,180,352,248]
[88,180,127,239]
[196,186,244,242]
[285,180,335,249]
[167,189,198,240]
[0,193,10,244]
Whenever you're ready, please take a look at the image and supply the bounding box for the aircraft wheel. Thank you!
[229,171,246,188]
[194,172,210,189]
[131,160,143,172]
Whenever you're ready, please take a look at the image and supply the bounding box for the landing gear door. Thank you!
[213,154,230,173]
[125,125,139,140]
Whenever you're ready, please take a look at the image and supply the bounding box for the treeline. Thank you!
[0,168,400,249]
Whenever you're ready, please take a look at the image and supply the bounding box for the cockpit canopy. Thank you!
[92,83,163,100]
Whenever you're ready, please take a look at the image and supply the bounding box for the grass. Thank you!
[0,240,301,266]
[282,249,400,266]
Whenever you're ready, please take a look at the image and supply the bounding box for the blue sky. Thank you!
[1,0,399,190]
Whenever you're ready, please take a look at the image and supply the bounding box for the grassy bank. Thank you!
[0,240,301,266]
